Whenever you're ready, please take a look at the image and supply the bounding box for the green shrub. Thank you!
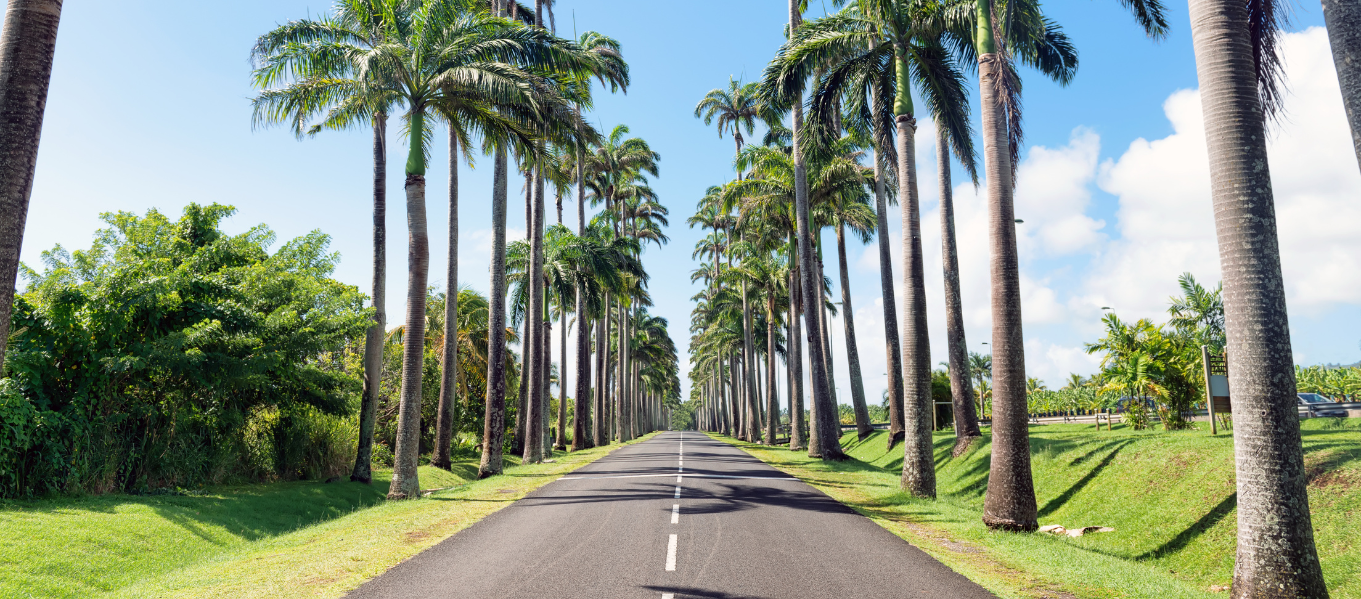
[0,204,370,497]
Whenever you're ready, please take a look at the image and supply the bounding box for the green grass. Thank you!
[0,435,659,599]
[721,418,1361,599]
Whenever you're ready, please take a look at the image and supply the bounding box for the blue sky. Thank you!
[18,1,1359,409]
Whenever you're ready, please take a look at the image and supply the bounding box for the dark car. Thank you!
[1298,393,1347,418]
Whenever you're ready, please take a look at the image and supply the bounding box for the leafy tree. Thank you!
[250,0,404,483]
[0,204,370,497]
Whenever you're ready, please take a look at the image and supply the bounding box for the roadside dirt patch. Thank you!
[403,529,433,544]
[1305,451,1359,490]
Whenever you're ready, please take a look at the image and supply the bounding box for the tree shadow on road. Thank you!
[642,585,774,599]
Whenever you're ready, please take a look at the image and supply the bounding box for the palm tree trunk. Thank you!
[728,352,742,440]
[0,0,61,372]
[1188,0,1328,593]
[977,15,1037,527]
[837,223,873,438]
[478,147,510,478]
[765,299,779,445]
[389,117,431,500]
[524,166,545,465]
[895,106,935,499]
[572,137,591,450]
[540,311,551,454]
[557,294,568,450]
[788,0,842,460]
[513,178,532,456]
[434,127,460,471]
[937,123,982,453]
[615,300,626,442]
[623,304,633,441]
[352,113,387,484]
[1324,0,1361,173]
[871,62,906,443]
[788,241,806,450]
[817,248,838,410]
[741,283,761,443]
[593,294,608,446]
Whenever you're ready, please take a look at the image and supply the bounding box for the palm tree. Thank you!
[695,77,767,445]
[258,1,601,491]
[567,30,628,452]
[1167,273,1224,350]
[727,134,871,452]
[0,0,63,372]
[1186,0,1328,592]
[967,0,1163,530]
[934,120,982,453]
[250,0,408,484]
[825,150,879,440]
[767,0,981,495]
[1323,0,1361,172]
[695,77,765,168]
[969,351,992,417]
[583,125,660,442]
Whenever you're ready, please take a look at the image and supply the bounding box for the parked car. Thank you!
[1298,393,1347,418]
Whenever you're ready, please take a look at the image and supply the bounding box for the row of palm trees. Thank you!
[682,0,1334,595]
[247,0,678,500]
[0,0,1346,595]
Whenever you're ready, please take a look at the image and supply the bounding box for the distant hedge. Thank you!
[0,204,370,497]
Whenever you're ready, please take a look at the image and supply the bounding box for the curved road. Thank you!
[346,431,995,599]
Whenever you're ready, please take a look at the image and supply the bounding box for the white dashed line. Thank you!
[665,533,678,571]
[671,503,679,524]
[662,594,674,599]
[674,486,681,498]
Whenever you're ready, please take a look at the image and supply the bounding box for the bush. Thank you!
[0,204,370,497]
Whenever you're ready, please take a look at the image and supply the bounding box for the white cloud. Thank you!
[1094,27,1361,317]
[1014,128,1106,257]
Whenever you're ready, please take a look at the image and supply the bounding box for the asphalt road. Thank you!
[346,431,995,599]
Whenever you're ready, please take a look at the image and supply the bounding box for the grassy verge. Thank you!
[717,418,1360,599]
[0,434,659,598]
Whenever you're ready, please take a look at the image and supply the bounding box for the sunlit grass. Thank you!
[0,434,659,598]
[722,418,1360,598]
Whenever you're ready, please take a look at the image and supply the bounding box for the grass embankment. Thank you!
[0,434,658,599]
[720,419,1360,599]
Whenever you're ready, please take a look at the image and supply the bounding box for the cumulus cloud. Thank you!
[1094,27,1361,318]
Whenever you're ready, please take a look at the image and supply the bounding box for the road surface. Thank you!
[346,431,995,599]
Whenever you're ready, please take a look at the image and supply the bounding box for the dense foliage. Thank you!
[1022,273,1226,430]
[370,286,521,463]
[0,205,370,497]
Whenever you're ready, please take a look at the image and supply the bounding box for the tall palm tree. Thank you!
[695,77,765,166]
[695,77,767,445]
[788,0,844,460]
[1323,0,1361,172]
[1187,0,1328,592]
[583,125,659,441]
[251,0,408,484]
[935,121,982,453]
[260,1,599,491]
[567,30,628,451]
[767,0,978,494]
[969,0,1160,530]
[0,0,63,372]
